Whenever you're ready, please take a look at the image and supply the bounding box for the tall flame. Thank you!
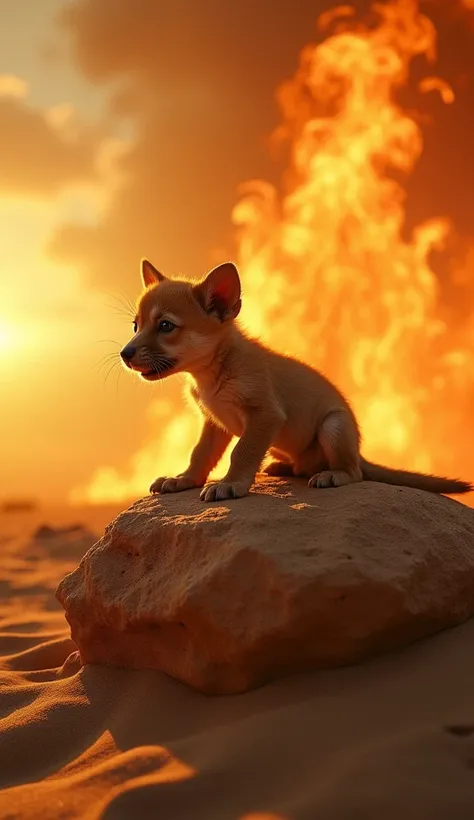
[73,0,474,505]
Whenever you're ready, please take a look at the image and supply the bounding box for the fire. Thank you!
[73,0,474,505]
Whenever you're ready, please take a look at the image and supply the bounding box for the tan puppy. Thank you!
[120,258,472,502]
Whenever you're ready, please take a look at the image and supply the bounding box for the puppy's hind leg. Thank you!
[308,409,362,489]
[263,449,295,477]
[263,461,295,477]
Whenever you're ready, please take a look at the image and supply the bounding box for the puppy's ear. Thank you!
[193,262,241,321]
[141,258,166,288]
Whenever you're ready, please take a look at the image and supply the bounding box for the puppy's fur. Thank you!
[120,258,472,502]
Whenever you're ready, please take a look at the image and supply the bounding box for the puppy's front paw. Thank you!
[200,480,250,502]
[150,475,200,494]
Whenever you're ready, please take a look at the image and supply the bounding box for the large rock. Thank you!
[56,477,474,695]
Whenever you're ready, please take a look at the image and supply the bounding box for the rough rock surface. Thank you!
[56,477,474,695]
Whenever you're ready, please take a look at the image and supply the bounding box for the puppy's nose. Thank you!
[120,344,137,365]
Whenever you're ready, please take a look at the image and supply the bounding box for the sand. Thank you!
[1,503,474,819]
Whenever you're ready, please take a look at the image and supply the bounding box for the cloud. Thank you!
[49,0,327,290]
[0,74,29,98]
[0,78,99,198]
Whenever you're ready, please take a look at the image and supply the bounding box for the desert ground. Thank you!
[1,498,474,820]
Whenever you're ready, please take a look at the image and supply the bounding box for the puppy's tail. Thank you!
[360,457,473,496]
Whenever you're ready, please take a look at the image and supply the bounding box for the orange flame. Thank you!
[73,0,474,505]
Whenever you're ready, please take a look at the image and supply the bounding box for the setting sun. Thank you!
[0,317,36,356]
[0,319,16,348]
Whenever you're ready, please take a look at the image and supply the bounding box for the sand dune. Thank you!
[1,504,474,819]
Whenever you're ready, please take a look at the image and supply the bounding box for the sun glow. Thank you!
[0,316,40,363]
[0,319,18,349]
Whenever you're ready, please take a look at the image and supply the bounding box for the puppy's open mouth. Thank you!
[139,359,176,381]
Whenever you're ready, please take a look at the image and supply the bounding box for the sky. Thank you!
[1,0,474,504]
[0,0,326,503]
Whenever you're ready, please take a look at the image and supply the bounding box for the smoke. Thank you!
[0,75,99,198]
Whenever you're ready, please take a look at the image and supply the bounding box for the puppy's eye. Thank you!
[133,321,138,333]
[158,320,175,333]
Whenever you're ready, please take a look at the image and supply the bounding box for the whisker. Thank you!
[90,351,121,375]
[91,355,115,374]
[117,290,137,316]
[98,355,121,375]
[105,304,136,321]
[149,353,175,372]
[102,290,137,321]
[116,293,137,316]
[103,291,135,311]
[103,360,122,387]
[153,362,173,377]
[90,339,122,374]
[114,365,124,395]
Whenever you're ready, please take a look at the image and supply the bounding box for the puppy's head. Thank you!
[120,258,242,381]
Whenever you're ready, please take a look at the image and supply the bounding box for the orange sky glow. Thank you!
[1,0,474,506]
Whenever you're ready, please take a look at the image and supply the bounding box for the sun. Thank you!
[0,319,18,348]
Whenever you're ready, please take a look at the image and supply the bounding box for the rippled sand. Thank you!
[1,503,474,819]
